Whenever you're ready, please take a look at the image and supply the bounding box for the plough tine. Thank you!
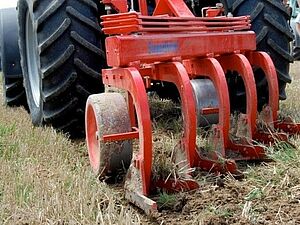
[153,62,197,168]
[247,51,300,138]
[246,51,279,121]
[247,51,288,142]
[218,54,267,160]
[218,54,257,138]
[102,68,157,213]
[184,58,230,153]
[184,58,238,173]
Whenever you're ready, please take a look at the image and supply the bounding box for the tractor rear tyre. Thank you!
[18,0,105,137]
[222,0,293,111]
[1,8,27,107]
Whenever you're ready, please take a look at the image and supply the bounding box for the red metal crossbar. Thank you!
[105,32,256,67]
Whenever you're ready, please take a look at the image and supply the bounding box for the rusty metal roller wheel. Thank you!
[191,79,219,126]
[85,93,133,178]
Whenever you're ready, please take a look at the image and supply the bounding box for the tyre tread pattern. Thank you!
[74,58,100,79]
[70,31,104,57]
[37,0,66,27]
[3,77,27,107]
[39,18,71,53]
[41,45,75,78]
[66,6,101,32]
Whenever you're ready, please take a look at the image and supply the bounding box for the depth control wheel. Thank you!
[85,93,133,178]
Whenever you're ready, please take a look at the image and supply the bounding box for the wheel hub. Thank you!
[25,11,40,107]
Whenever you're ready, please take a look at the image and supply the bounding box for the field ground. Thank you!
[0,62,299,225]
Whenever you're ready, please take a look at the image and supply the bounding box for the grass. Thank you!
[150,95,194,181]
[157,192,178,210]
[0,62,300,224]
[0,79,143,224]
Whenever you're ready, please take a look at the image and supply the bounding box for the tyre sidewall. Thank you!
[18,0,43,124]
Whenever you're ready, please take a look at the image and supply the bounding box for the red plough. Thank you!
[85,0,300,214]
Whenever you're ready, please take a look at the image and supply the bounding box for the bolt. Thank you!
[227,12,233,17]
[216,3,223,8]
[105,5,112,14]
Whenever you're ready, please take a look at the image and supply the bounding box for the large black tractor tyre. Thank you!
[0,7,27,107]
[18,0,105,137]
[222,0,293,111]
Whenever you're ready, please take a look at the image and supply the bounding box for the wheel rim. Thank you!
[86,103,100,173]
[25,11,40,107]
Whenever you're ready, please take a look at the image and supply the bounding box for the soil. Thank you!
[142,62,300,225]
[149,172,300,225]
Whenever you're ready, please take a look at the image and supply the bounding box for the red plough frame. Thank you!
[93,0,300,214]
